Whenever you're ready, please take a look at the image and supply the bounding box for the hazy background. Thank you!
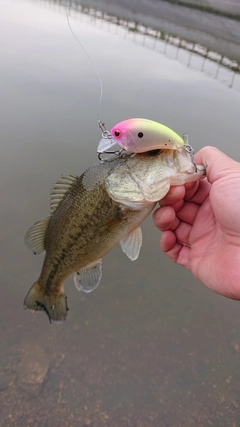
[1,1,240,426]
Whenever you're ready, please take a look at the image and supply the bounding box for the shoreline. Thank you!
[160,0,240,20]
[77,0,240,61]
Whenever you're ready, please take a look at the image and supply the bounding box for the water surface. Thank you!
[1,1,240,426]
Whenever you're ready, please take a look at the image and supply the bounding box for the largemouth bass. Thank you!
[24,148,205,323]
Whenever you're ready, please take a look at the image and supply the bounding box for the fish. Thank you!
[97,118,185,153]
[24,147,206,323]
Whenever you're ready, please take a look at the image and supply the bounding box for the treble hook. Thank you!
[182,134,197,172]
[98,149,124,161]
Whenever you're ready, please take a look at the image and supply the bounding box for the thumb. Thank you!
[195,146,239,184]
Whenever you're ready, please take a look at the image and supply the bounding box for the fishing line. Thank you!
[64,1,104,126]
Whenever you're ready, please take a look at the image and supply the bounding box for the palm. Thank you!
[188,176,240,298]
[154,147,240,300]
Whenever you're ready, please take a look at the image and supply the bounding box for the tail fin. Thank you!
[24,281,69,323]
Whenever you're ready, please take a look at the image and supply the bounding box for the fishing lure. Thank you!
[97,118,185,153]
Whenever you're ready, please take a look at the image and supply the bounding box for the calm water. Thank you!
[1,1,240,426]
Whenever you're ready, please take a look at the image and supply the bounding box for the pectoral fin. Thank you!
[24,217,50,254]
[120,226,142,261]
[74,261,102,293]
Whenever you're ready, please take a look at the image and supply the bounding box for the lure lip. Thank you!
[97,136,116,153]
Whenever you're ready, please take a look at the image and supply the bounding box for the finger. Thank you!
[185,178,211,205]
[184,181,199,200]
[153,206,180,231]
[159,220,192,251]
[177,202,200,225]
[158,185,185,206]
[195,146,239,184]
[174,221,192,246]
[175,245,191,268]
[160,230,178,253]
[160,231,191,268]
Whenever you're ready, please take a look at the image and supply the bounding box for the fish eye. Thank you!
[114,130,121,138]
[138,132,144,138]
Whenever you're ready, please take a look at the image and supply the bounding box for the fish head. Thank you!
[106,147,206,206]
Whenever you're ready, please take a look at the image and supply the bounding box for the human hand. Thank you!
[153,146,240,300]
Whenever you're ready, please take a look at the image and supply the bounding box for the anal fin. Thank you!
[74,260,102,293]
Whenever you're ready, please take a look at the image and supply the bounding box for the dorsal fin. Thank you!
[50,173,78,214]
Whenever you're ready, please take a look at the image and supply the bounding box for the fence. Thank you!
[34,0,240,91]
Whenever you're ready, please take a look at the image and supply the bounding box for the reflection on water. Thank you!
[54,0,240,91]
[36,0,240,92]
[1,0,240,425]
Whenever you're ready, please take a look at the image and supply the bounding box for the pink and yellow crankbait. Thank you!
[97,118,185,153]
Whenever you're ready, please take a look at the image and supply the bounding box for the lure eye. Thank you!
[138,132,143,138]
[114,130,121,138]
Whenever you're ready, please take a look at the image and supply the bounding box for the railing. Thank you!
[34,0,240,91]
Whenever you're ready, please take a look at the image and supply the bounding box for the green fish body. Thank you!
[24,148,205,322]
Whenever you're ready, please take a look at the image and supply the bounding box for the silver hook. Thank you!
[98,120,106,133]
[182,134,197,172]
[98,149,124,161]
[98,120,112,139]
